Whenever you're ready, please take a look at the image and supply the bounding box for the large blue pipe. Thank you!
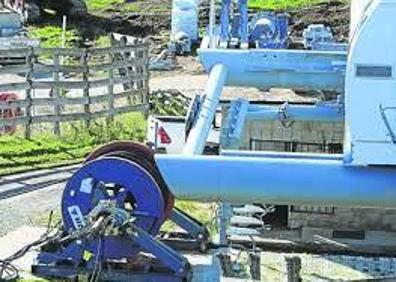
[155,154,396,209]
[183,64,228,155]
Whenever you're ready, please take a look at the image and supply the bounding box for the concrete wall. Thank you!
[241,119,344,151]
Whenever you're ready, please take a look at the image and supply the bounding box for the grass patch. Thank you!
[29,26,81,48]
[86,0,169,14]
[86,0,123,11]
[249,0,346,10]
[161,201,217,235]
[87,0,343,12]
[0,112,146,175]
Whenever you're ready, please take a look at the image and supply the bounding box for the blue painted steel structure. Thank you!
[249,12,289,49]
[198,49,347,91]
[183,64,228,155]
[155,154,396,208]
[221,98,344,148]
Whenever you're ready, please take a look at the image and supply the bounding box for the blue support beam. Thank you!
[128,223,190,276]
[246,102,344,122]
[221,99,344,149]
[183,64,228,155]
[238,0,249,48]
[155,154,396,209]
[169,208,208,240]
[220,0,231,47]
[198,48,347,91]
[221,99,249,149]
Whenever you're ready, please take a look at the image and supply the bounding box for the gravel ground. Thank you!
[150,74,319,103]
[0,183,64,237]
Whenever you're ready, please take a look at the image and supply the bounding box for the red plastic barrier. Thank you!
[0,93,23,134]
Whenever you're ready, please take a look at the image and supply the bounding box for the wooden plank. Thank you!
[52,54,61,135]
[0,100,30,109]
[0,65,30,75]
[0,101,149,127]
[82,49,91,127]
[25,47,34,139]
[34,63,89,73]
[89,45,146,56]
[0,48,30,57]
[31,74,146,90]
[0,103,148,126]
[107,46,115,122]
[113,88,148,101]
[35,47,85,57]
[0,82,29,92]
[0,116,28,127]
[34,58,146,74]
[89,59,146,72]
[0,88,148,109]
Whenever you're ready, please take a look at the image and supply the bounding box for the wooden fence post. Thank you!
[121,37,133,106]
[143,41,150,116]
[82,49,91,128]
[24,47,34,139]
[107,48,115,123]
[52,54,61,135]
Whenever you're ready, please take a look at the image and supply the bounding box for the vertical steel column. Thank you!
[219,202,232,244]
[238,0,249,49]
[220,0,231,47]
[209,0,216,48]
[183,64,228,155]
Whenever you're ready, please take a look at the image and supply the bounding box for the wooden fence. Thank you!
[0,34,149,138]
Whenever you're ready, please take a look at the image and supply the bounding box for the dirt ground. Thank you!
[37,0,349,50]
[289,0,350,42]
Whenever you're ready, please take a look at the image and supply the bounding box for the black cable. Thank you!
[0,211,62,281]
[89,236,103,282]
[0,260,18,281]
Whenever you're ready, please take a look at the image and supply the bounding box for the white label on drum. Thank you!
[80,178,93,194]
[67,205,86,230]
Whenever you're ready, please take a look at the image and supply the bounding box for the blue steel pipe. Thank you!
[221,150,343,161]
[246,103,344,122]
[155,154,396,209]
[183,64,228,155]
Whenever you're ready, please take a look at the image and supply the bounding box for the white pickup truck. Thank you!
[147,115,221,155]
